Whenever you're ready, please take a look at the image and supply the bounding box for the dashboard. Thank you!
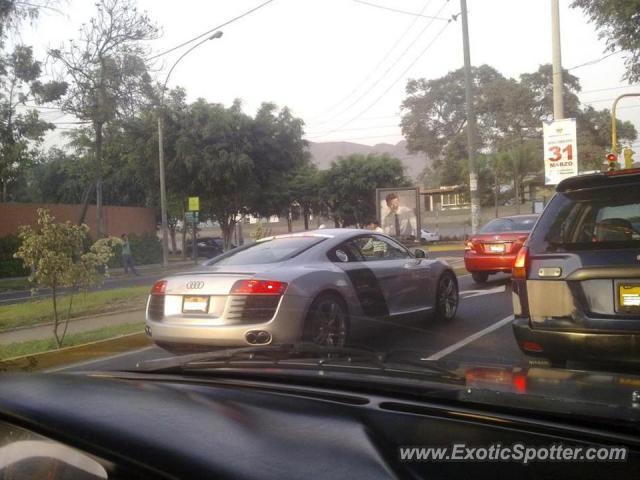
[0,371,637,479]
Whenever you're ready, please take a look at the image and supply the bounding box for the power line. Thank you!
[567,51,621,71]
[308,18,453,139]
[581,84,640,95]
[309,0,434,123]
[309,0,451,129]
[307,123,400,135]
[148,0,276,61]
[352,0,450,21]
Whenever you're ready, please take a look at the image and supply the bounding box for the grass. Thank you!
[0,277,31,292]
[0,286,150,332]
[0,322,144,360]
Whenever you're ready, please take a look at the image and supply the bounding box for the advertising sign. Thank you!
[543,118,578,185]
[375,187,421,244]
[188,196,200,212]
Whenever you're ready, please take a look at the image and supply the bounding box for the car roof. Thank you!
[262,228,364,241]
[557,169,640,193]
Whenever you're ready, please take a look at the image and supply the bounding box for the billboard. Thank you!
[375,187,421,243]
[543,118,578,185]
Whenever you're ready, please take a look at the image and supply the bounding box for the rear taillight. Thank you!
[151,280,167,295]
[465,241,475,252]
[230,280,288,295]
[521,341,544,353]
[512,247,529,279]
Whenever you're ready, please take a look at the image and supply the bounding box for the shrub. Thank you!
[108,232,162,268]
[0,235,29,278]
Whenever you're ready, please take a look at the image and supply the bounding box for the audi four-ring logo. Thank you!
[186,281,204,289]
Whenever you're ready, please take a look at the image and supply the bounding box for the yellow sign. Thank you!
[188,197,200,211]
[623,147,634,169]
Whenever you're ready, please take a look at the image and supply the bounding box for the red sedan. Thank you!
[464,214,539,284]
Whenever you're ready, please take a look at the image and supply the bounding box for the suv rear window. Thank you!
[207,237,324,265]
[528,186,640,253]
[479,216,538,233]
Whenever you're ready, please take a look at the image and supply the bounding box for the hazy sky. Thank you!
[17,0,640,148]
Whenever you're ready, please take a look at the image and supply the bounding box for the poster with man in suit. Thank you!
[376,187,420,243]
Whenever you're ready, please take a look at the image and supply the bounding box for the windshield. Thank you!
[529,187,640,252]
[1,0,640,445]
[208,237,324,266]
[479,217,538,233]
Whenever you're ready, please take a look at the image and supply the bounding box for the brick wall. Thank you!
[0,203,156,238]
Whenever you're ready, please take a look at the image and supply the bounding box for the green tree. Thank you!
[572,0,640,82]
[14,209,119,347]
[0,45,66,200]
[49,0,158,237]
[323,153,409,227]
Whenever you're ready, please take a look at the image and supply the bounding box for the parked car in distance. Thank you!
[421,228,440,243]
[464,214,539,284]
[185,237,234,259]
[512,169,640,367]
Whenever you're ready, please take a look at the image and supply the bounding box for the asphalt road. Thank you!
[55,271,526,374]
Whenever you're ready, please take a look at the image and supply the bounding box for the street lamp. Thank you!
[157,30,224,267]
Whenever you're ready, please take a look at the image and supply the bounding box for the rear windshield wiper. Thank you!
[135,343,463,381]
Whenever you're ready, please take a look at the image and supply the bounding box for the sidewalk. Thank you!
[0,309,144,345]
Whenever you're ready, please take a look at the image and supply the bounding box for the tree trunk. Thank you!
[1,180,6,202]
[303,207,309,231]
[514,173,521,215]
[169,226,177,254]
[77,181,94,225]
[181,213,187,260]
[95,122,104,238]
[221,219,235,251]
[52,285,61,348]
[494,168,499,218]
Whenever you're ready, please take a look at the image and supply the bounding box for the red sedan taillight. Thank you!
[465,240,476,252]
[230,280,288,295]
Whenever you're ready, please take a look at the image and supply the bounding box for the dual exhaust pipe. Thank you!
[245,330,272,345]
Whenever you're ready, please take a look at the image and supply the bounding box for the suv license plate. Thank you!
[183,295,209,313]
[619,284,640,312]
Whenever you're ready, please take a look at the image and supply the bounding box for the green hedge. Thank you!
[0,235,30,278]
[108,233,162,268]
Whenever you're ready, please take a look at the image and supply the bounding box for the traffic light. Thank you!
[606,152,618,172]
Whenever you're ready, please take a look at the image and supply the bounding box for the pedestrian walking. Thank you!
[121,234,140,276]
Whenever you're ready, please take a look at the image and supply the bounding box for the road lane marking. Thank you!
[423,314,514,361]
[460,285,506,298]
[45,346,156,372]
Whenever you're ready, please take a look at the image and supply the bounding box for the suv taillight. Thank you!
[512,247,529,279]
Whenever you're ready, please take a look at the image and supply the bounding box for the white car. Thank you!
[421,228,440,243]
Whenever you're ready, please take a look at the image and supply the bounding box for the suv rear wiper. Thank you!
[135,343,463,381]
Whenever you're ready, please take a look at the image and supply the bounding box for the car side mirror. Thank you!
[414,248,429,259]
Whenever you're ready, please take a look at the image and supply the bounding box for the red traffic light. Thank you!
[606,153,617,162]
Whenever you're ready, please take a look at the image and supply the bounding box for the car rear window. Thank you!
[528,186,640,253]
[479,216,538,233]
[208,237,324,265]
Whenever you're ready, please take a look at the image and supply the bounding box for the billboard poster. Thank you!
[543,118,578,185]
[376,187,421,243]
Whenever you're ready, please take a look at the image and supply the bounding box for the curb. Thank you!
[0,331,150,372]
[0,308,145,335]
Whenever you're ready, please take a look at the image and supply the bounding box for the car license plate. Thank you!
[619,284,640,311]
[487,244,505,253]
[183,295,209,313]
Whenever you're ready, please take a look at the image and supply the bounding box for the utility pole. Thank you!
[551,0,564,120]
[460,0,480,234]
[157,31,223,268]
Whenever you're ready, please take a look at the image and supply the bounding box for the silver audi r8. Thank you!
[145,229,459,353]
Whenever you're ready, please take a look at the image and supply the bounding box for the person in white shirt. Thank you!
[366,219,384,233]
[381,193,417,239]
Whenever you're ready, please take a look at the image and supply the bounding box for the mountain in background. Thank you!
[307,140,429,181]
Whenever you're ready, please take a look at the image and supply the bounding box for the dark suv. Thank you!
[512,169,640,366]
